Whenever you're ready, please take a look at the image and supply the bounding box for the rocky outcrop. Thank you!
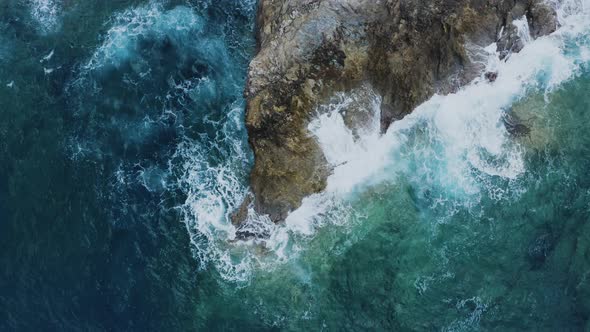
[242,0,557,223]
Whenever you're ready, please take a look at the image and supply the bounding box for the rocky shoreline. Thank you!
[237,0,558,225]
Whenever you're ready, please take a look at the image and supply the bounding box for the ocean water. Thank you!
[1,0,590,330]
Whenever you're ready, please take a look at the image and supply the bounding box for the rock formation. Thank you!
[240,0,557,223]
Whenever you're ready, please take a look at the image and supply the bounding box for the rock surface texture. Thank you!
[243,0,557,223]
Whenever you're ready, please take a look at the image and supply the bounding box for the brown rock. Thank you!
[230,193,253,226]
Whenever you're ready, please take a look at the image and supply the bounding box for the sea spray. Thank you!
[82,4,205,71]
[513,16,533,45]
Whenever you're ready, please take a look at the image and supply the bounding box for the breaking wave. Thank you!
[29,0,61,33]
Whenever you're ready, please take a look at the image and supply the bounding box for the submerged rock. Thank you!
[503,112,532,138]
[231,193,253,226]
[485,71,498,82]
[527,232,556,269]
[242,0,558,223]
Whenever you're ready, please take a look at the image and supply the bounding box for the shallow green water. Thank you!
[1,0,590,331]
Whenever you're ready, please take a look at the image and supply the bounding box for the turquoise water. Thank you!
[1,0,590,330]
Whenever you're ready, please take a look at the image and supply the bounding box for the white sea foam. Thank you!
[443,297,489,332]
[513,16,533,45]
[308,89,391,194]
[175,100,264,282]
[30,0,61,33]
[40,49,54,63]
[83,3,204,71]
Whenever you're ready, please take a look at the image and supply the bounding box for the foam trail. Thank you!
[83,4,204,71]
[40,50,54,63]
[30,0,61,33]
[513,16,532,44]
